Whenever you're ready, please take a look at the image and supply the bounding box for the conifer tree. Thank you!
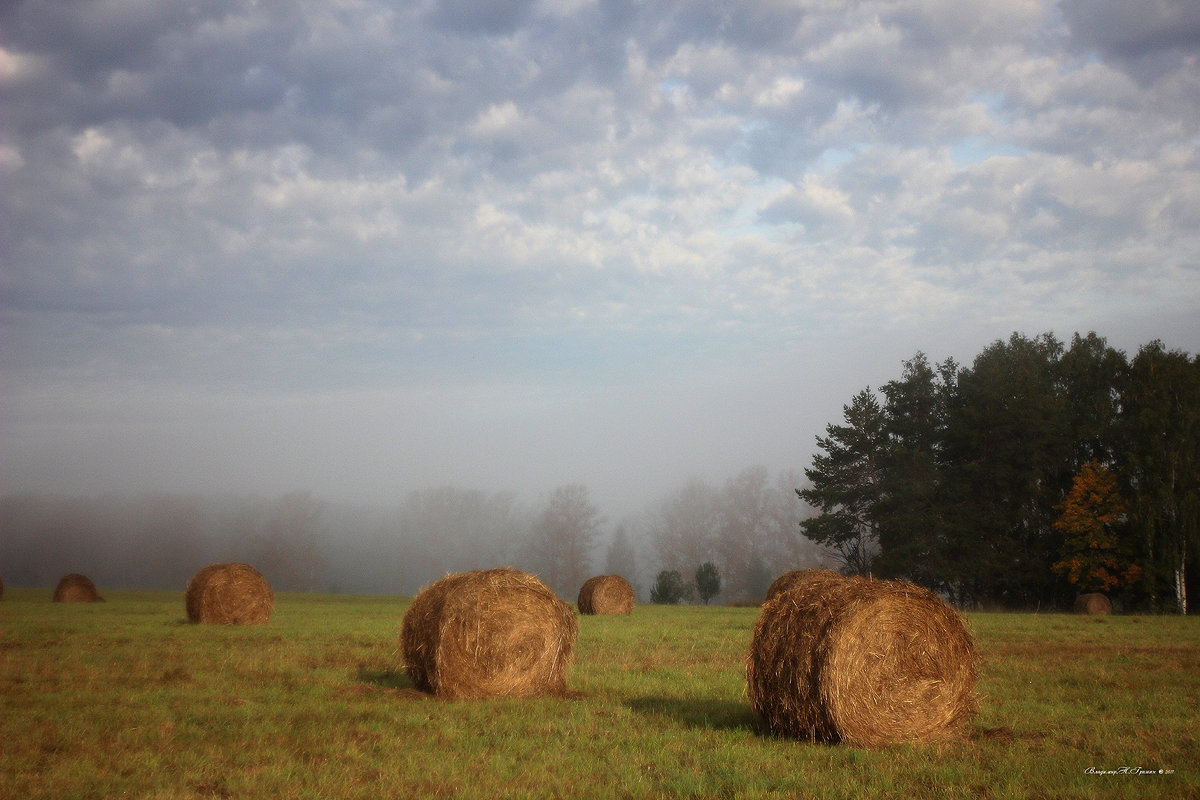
[1052,460,1140,594]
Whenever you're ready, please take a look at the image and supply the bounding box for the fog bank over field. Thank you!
[0,465,829,601]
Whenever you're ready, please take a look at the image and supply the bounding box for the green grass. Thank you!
[1,589,1197,799]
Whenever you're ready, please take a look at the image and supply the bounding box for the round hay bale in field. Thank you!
[1074,593,1112,615]
[764,568,845,602]
[401,567,578,699]
[185,563,273,625]
[747,576,977,747]
[577,574,635,615]
[52,573,101,602]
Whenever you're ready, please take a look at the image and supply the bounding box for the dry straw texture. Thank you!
[747,574,978,747]
[52,573,101,602]
[764,568,845,602]
[577,574,635,615]
[1074,593,1112,615]
[402,567,579,699]
[185,563,274,625]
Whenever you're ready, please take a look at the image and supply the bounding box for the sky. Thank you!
[2,0,1199,520]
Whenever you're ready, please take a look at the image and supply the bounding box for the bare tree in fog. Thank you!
[650,477,720,586]
[0,494,105,586]
[646,467,814,602]
[527,485,602,597]
[604,523,640,594]
[402,487,522,579]
[125,494,205,589]
[237,491,328,591]
[716,466,804,601]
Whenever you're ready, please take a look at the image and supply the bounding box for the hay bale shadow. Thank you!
[356,664,417,691]
[627,696,758,732]
[353,664,434,701]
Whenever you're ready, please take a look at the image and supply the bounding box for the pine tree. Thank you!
[798,388,887,575]
[875,353,956,590]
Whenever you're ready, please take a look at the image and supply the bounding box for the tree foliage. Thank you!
[695,561,721,604]
[1052,460,1140,594]
[1119,341,1200,613]
[650,570,690,604]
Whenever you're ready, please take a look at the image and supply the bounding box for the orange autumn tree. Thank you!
[1052,459,1141,594]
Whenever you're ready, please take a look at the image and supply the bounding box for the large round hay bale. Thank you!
[747,575,977,747]
[185,563,273,625]
[52,573,101,602]
[1074,593,1112,615]
[764,568,844,602]
[577,574,635,615]
[401,567,578,699]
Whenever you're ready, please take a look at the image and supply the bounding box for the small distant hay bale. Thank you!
[764,568,844,602]
[577,574,635,615]
[401,567,578,699]
[185,563,273,625]
[747,575,978,747]
[53,573,102,602]
[1074,593,1112,615]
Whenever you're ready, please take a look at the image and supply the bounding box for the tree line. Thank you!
[799,332,1199,613]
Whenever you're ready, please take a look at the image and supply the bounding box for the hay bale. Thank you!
[577,574,635,615]
[1074,593,1112,615]
[52,573,102,602]
[401,567,578,699]
[747,575,977,747]
[764,568,844,602]
[185,563,273,625]
[0,575,4,600]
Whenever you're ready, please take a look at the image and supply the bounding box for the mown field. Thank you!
[1,588,1197,799]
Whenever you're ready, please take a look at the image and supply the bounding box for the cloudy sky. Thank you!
[2,0,1198,518]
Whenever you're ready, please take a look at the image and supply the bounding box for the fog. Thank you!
[0,466,831,602]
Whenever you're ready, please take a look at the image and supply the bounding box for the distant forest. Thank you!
[800,331,1198,614]
[3,330,1195,612]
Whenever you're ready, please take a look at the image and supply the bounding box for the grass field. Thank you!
[1,588,1197,799]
